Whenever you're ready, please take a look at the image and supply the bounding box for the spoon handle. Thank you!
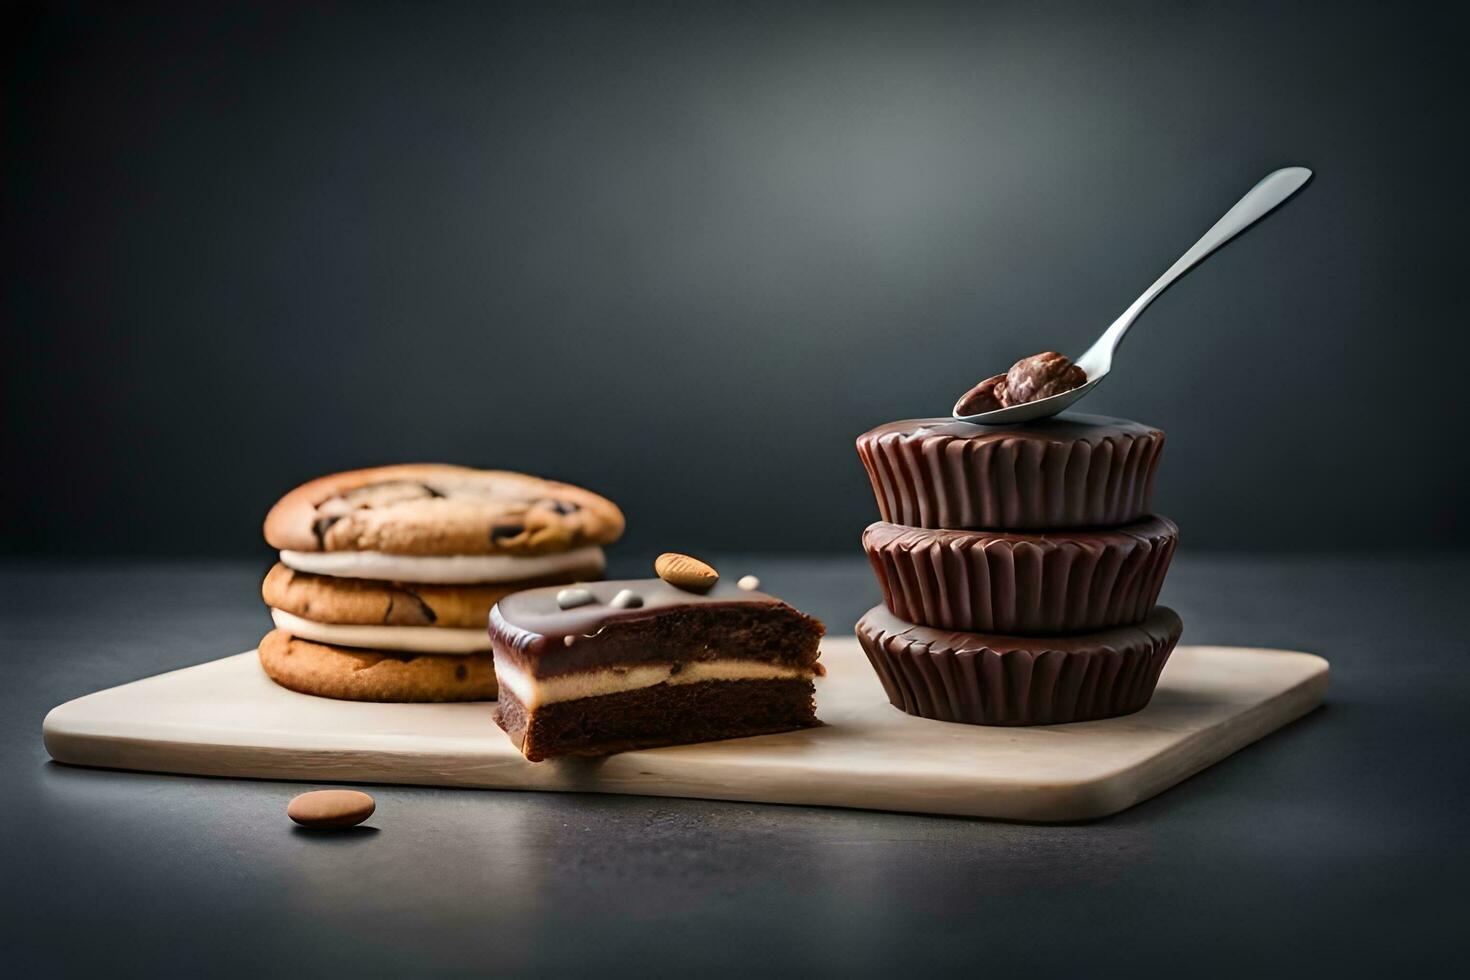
[1080,166,1313,369]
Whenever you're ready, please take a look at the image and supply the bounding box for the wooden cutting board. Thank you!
[42,638,1327,821]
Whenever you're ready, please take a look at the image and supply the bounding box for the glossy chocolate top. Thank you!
[488,578,819,676]
[860,412,1158,446]
[495,578,783,638]
[858,603,1182,655]
[862,514,1178,551]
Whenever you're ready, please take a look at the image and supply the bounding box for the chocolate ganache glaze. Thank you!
[863,515,1178,634]
[856,413,1164,530]
[489,579,821,677]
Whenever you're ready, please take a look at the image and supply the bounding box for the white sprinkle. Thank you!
[737,575,761,591]
[563,635,576,647]
[610,589,644,609]
[556,587,595,609]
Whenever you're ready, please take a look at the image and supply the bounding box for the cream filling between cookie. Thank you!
[492,656,816,709]
[278,546,605,585]
[270,608,493,654]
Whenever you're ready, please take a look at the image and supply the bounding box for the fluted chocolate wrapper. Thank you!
[855,414,1164,530]
[857,605,1182,726]
[863,516,1178,634]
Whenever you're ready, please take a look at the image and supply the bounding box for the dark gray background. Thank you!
[4,7,1467,973]
[4,0,1465,559]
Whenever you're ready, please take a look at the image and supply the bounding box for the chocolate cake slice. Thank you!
[488,579,825,761]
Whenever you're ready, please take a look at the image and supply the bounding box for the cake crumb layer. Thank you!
[494,678,818,761]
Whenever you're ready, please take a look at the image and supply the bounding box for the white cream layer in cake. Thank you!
[270,608,493,654]
[493,656,817,709]
[278,545,605,585]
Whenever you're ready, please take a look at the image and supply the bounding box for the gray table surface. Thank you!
[2,554,1465,977]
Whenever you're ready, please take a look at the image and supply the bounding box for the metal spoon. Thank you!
[953,166,1313,425]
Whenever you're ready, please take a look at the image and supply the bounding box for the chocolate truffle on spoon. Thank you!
[954,351,1088,415]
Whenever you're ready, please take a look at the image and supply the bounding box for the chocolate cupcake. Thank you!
[855,414,1164,530]
[863,516,1177,634]
[856,604,1182,726]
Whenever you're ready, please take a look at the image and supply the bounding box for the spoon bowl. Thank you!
[953,373,1105,424]
[953,166,1313,425]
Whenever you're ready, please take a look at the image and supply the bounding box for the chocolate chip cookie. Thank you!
[257,630,498,702]
[261,562,598,629]
[264,464,624,556]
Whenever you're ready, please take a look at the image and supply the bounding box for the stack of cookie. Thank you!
[854,414,1182,725]
[259,464,624,702]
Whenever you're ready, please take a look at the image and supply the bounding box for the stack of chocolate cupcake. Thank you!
[258,464,624,703]
[854,414,1182,725]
